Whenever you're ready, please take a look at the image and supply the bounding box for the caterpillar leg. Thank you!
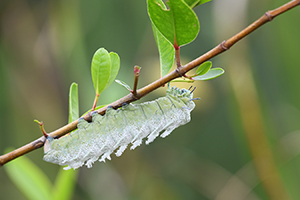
[131,139,143,150]
[63,166,72,170]
[145,131,159,145]
[115,144,128,157]
[99,151,112,162]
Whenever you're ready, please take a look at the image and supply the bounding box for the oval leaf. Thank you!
[196,61,212,76]
[91,48,111,95]
[104,52,120,90]
[148,0,200,47]
[193,68,225,81]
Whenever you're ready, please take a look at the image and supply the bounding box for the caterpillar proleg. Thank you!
[43,85,196,170]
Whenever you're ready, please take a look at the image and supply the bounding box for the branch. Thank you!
[0,0,299,167]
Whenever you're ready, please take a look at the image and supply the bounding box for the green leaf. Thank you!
[184,0,211,8]
[52,169,78,200]
[4,148,52,200]
[171,79,194,83]
[52,83,79,200]
[68,82,79,123]
[81,105,106,117]
[91,48,111,95]
[151,0,174,77]
[197,0,212,6]
[152,24,174,77]
[115,79,132,91]
[184,0,200,7]
[104,52,120,90]
[148,0,200,47]
[193,68,225,80]
[196,61,212,76]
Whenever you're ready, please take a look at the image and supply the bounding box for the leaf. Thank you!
[68,82,79,123]
[184,0,211,8]
[52,83,79,200]
[52,169,78,200]
[148,0,200,47]
[91,48,111,95]
[4,148,52,200]
[197,0,212,6]
[196,61,212,76]
[152,23,175,77]
[115,79,132,91]
[151,0,174,77]
[193,68,225,80]
[184,0,200,7]
[104,52,120,90]
[171,79,194,83]
[81,105,107,117]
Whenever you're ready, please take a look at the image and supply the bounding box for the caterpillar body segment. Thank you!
[43,86,196,169]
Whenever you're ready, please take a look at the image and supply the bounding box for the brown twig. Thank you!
[174,43,181,68]
[0,0,299,167]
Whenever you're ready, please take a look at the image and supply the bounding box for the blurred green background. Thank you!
[1,0,300,199]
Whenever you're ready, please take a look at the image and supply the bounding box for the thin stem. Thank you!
[132,65,140,98]
[34,120,48,138]
[174,43,181,68]
[0,0,299,166]
[91,94,99,111]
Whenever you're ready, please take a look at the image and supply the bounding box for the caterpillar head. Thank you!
[166,85,195,108]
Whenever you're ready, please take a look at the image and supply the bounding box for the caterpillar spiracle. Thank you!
[43,85,197,170]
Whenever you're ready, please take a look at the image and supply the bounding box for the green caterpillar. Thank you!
[43,85,197,170]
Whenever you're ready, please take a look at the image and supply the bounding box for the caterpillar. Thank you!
[43,85,197,170]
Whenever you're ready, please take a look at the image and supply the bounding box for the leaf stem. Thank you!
[0,0,299,166]
[132,66,141,98]
[34,120,49,138]
[91,94,100,111]
[174,43,181,68]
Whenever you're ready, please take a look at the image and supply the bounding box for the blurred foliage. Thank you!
[0,0,300,199]
[4,80,79,200]
[4,148,52,200]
